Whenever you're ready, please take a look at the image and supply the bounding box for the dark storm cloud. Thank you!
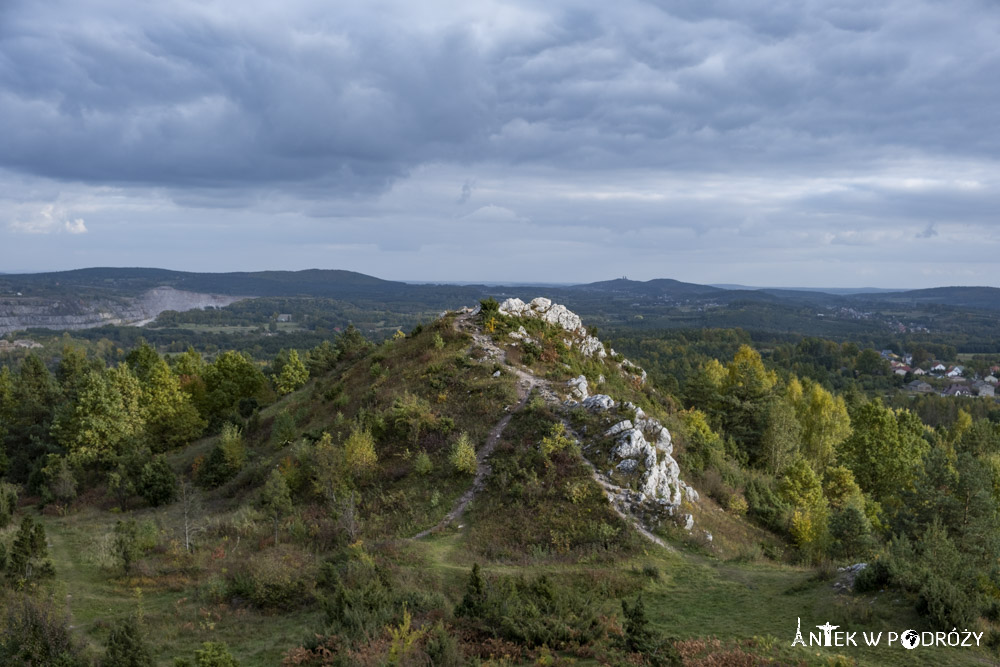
[0,0,494,191]
[3,0,1000,191]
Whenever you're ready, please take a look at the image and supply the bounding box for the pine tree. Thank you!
[8,516,51,583]
[450,433,477,475]
[103,615,153,667]
[455,563,487,618]
[622,595,654,654]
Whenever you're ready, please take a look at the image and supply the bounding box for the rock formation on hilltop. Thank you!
[498,297,608,359]
[483,297,700,532]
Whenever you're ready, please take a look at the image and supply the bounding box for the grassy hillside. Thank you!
[2,302,998,665]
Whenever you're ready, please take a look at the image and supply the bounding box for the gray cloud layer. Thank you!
[2,0,1000,285]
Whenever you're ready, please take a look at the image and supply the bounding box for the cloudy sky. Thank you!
[2,0,1000,287]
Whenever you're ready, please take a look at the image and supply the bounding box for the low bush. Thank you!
[454,564,606,649]
[226,545,316,610]
[0,595,90,667]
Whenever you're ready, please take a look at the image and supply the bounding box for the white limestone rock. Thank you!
[497,297,605,357]
[578,335,607,358]
[582,394,615,411]
[604,420,633,437]
[498,297,528,316]
[616,459,640,474]
[567,375,589,400]
[508,325,532,341]
[613,428,647,460]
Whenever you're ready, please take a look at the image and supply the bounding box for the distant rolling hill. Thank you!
[858,286,1000,311]
[4,267,1000,342]
[565,277,727,299]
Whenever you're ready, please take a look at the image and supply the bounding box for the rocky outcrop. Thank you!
[584,399,698,525]
[499,297,607,358]
[567,375,589,400]
[0,287,246,334]
[484,296,693,529]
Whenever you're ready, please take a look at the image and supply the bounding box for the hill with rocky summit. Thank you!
[4,292,992,666]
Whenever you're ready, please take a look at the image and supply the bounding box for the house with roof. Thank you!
[946,366,965,378]
[907,380,934,394]
[972,381,996,398]
[986,375,999,385]
[931,363,947,373]
[912,368,927,376]
[943,384,973,397]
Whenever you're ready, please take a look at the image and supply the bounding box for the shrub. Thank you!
[744,477,788,532]
[220,423,245,470]
[7,515,52,584]
[226,546,316,610]
[258,469,293,545]
[103,615,153,667]
[0,481,18,527]
[274,349,309,395]
[539,422,575,460]
[39,456,77,506]
[621,595,654,654]
[413,451,433,476]
[387,393,452,446]
[0,595,90,667]
[450,433,477,475]
[198,424,245,488]
[853,560,890,593]
[726,493,749,517]
[113,519,141,575]
[829,503,873,559]
[344,427,378,476]
[454,565,607,649]
[194,642,240,667]
[271,410,297,448]
[917,575,981,630]
[425,621,463,666]
[139,455,177,507]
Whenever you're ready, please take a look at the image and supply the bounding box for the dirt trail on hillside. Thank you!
[412,310,673,551]
[412,311,542,539]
